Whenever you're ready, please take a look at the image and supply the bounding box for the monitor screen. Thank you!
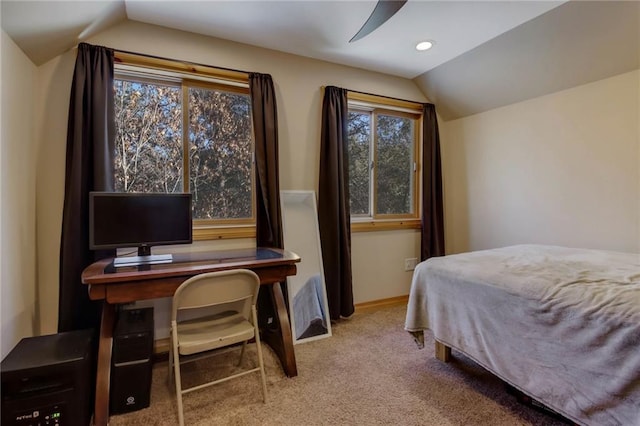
[89,192,193,252]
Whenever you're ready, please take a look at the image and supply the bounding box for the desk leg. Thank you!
[261,282,298,377]
[94,302,115,426]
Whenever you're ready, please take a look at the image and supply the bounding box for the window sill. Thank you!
[193,225,256,240]
[193,220,421,239]
[351,219,421,233]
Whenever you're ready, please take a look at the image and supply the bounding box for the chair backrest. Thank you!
[171,269,260,323]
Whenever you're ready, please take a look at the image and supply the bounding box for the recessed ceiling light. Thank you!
[416,41,434,51]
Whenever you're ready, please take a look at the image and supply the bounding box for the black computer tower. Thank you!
[110,307,154,414]
[1,329,94,426]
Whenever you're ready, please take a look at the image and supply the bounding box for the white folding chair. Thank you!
[168,269,267,425]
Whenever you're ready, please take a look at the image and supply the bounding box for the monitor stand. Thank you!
[113,247,173,268]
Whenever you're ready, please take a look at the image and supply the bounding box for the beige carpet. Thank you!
[110,304,568,425]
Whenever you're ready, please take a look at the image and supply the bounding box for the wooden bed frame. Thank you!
[435,340,451,362]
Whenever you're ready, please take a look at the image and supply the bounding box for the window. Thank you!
[347,93,422,231]
[113,55,255,240]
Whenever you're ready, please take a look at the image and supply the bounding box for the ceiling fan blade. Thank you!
[349,0,408,43]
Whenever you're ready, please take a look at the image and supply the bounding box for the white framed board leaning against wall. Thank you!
[280,190,332,344]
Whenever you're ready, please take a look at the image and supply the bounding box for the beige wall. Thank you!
[25,20,638,341]
[441,70,640,254]
[34,21,426,335]
[34,52,75,337]
[1,30,38,358]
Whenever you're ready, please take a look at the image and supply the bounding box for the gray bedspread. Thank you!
[404,244,640,426]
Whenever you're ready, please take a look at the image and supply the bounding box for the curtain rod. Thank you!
[322,85,430,107]
[112,47,251,77]
[351,88,427,106]
[72,42,251,77]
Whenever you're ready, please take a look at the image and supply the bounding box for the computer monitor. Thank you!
[89,192,193,267]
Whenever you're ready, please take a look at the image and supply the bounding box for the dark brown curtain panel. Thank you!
[58,43,115,332]
[249,73,283,249]
[249,73,287,332]
[421,103,445,261]
[318,86,354,320]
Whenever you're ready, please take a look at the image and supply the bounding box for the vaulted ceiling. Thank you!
[2,1,638,120]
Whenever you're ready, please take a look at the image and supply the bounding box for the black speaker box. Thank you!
[1,329,94,426]
[110,307,154,414]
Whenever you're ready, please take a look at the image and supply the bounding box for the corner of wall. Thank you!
[1,30,39,358]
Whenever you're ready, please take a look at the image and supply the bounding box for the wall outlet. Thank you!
[404,257,418,271]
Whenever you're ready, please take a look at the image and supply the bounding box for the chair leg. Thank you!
[256,340,268,403]
[167,334,174,385]
[253,308,268,403]
[238,341,247,367]
[172,331,185,426]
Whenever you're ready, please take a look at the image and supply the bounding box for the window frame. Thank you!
[347,92,423,232]
[113,53,257,241]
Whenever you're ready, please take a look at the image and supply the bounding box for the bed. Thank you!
[404,244,640,426]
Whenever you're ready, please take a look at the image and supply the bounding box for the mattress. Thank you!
[404,244,640,426]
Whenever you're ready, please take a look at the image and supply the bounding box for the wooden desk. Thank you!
[82,247,300,426]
